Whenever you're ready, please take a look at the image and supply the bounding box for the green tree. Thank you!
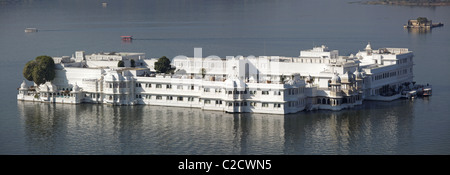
[118,60,125,67]
[22,55,55,85]
[130,59,135,67]
[154,56,171,73]
[417,17,428,24]
[23,60,37,81]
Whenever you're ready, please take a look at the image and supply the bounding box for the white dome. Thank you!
[365,42,372,51]
[20,80,27,89]
[331,73,341,84]
[73,83,80,92]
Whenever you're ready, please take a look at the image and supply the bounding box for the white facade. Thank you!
[18,43,416,114]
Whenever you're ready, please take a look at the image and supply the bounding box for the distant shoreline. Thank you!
[351,1,450,6]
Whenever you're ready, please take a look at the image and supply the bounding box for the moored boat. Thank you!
[423,88,432,96]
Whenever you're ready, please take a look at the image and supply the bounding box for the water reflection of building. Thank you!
[18,99,413,154]
[406,28,432,34]
[283,100,414,154]
[17,101,286,154]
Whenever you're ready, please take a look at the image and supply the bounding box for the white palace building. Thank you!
[18,43,416,114]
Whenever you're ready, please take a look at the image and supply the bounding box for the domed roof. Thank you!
[331,73,341,85]
[73,83,80,92]
[365,42,372,51]
[20,80,27,90]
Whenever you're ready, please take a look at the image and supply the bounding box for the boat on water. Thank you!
[25,28,38,33]
[423,88,432,96]
[402,90,417,99]
[121,36,133,41]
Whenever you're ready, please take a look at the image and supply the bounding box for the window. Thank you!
[204,99,211,104]
[215,100,222,104]
[156,95,162,100]
[177,85,183,90]
[262,91,269,95]
[166,84,172,89]
[274,103,281,108]
[228,102,233,106]
[167,96,173,100]
[177,96,183,101]
[262,103,268,107]
[156,84,162,88]
[235,102,240,106]
[204,88,210,92]
[250,102,256,107]
[243,102,247,106]
[188,97,194,101]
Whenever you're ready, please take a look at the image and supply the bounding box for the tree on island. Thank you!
[22,55,55,85]
[417,17,428,24]
[118,60,125,67]
[154,56,172,73]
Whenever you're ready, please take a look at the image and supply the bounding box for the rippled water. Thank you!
[1,0,450,154]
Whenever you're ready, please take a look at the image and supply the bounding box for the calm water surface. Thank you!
[1,0,449,154]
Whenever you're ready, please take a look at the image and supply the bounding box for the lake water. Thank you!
[1,0,449,154]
